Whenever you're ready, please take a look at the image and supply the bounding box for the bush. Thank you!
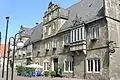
[25,68,35,73]
[43,71,49,77]
[16,66,25,76]
[16,66,35,76]
[50,71,56,77]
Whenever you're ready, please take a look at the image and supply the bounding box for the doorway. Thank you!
[53,58,58,71]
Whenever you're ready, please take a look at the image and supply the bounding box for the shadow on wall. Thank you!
[74,53,84,66]
[87,73,106,80]
[88,41,97,49]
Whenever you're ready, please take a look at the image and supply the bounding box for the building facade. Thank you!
[14,0,120,80]
[0,44,9,71]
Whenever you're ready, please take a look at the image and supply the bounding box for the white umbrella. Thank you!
[25,64,43,68]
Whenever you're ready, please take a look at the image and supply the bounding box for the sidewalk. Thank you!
[0,76,87,80]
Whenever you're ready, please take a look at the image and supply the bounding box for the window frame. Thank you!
[89,23,100,40]
[43,59,49,71]
[48,27,51,35]
[86,58,101,73]
[70,27,85,43]
[64,59,73,73]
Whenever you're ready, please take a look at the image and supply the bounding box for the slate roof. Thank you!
[59,8,69,19]
[20,27,35,38]
[30,22,43,43]
[24,38,30,46]
[58,0,104,33]
[24,22,43,46]
[23,0,105,46]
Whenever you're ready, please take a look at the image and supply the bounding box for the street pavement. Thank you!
[0,70,86,80]
[0,76,85,80]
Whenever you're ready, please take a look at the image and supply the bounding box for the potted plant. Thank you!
[43,71,49,77]
[50,71,56,77]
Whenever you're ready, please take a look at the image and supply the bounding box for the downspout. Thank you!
[103,0,110,79]
[84,23,87,79]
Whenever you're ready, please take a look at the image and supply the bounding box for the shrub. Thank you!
[16,66,25,76]
[43,71,49,77]
[50,71,56,77]
[25,68,35,73]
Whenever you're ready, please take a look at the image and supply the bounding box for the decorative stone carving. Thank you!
[72,14,84,27]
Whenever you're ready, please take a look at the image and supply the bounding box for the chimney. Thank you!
[36,23,39,25]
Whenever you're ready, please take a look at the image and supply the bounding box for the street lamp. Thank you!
[11,32,24,80]
[2,16,10,78]
[6,37,14,80]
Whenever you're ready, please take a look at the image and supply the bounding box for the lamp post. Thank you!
[2,16,9,78]
[11,31,24,80]
[6,37,14,80]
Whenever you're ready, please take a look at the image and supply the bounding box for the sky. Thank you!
[0,0,79,44]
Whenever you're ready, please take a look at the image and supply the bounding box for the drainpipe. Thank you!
[72,53,75,78]
[84,23,87,79]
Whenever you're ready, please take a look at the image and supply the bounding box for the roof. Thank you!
[0,44,8,57]
[24,22,43,46]
[24,38,30,46]
[58,0,104,32]
[20,26,35,38]
[30,22,43,43]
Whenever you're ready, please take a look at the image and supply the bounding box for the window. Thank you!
[77,28,79,40]
[36,51,40,57]
[53,22,55,29]
[47,42,50,49]
[51,39,57,48]
[64,35,70,44]
[43,59,49,71]
[44,17,47,22]
[64,60,73,72]
[19,55,21,59]
[23,54,25,58]
[89,24,99,40]
[87,59,100,73]
[70,27,85,43]
[45,43,47,49]
[48,27,51,35]
[70,31,73,42]
[49,14,52,21]
[74,30,76,41]
[44,26,47,33]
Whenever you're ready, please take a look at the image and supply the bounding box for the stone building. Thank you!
[14,0,120,80]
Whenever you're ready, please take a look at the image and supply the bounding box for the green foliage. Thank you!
[43,71,49,77]
[24,68,35,73]
[16,66,35,76]
[16,66,25,76]
[50,71,56,77]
